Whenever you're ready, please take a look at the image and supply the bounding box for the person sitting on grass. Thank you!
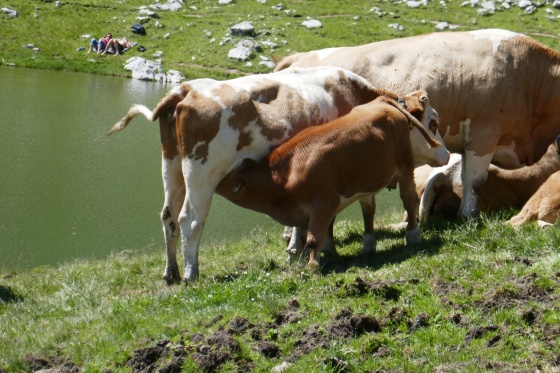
[102,37,134,56]
[88,33,112,54]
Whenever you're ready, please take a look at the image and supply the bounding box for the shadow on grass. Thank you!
[320,225,446,275]
[0,284,24,304]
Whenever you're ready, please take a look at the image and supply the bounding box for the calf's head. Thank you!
[403,90,449,167]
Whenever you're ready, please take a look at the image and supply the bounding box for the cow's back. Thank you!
[275,29,560,166]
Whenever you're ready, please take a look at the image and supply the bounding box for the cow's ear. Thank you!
[556,135,560,154]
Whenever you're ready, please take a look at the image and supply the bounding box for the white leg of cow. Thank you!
[178,187,214,283]
[399,175,421,245]
[285,226,304,262]
[458,151,493,217]
[161,156,185,284]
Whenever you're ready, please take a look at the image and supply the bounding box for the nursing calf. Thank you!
[415,136,560,223]
[216,96,448,267]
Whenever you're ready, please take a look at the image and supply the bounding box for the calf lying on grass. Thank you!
[414,135,560,223]
[216,96,449,267]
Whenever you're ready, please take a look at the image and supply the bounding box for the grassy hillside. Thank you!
[2,0,560,80]
[2,1,560,372]
[1,212,560,372]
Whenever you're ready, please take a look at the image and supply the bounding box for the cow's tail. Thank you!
[107,105,154,135]
[418,172,447,223]
[107,84,190,136]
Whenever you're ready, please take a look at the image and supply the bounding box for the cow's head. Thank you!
[403,90,449,167]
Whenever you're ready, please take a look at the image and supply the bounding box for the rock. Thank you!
[272,362,292,373]
[24,44,35,49]
[230,21,256,36]
[272,3,285,10]
[149,0,183,11]
[525,4,537,13]
[554,0,560,9]
[123,56,184,82]
[139,8,159,18]
[219,0,234,4]
[55,1,62,7]
[228,41,254,60]
[2,7,18,17]
[435,21,449,30]
[136,16,151,24]
[407,0,428,7]
[388,23,405,31]
[302,18,322,29]
[518,0,532,8]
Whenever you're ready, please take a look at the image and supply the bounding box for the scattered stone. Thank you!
[55,1,62,7]
[272,361,292,373]
[149,0,183,11]
[518,0,533,8]
[302,18,322,29]
[388,23,405,31]
[435,21,449,30]
[24,44,35,49]
[407,0,428,7]
[136,16,151,24]
[219,0,234,4]
[139,8,159,18]
[2,7,18,17]
[76,47,85,51]
[230,21,256,36]
[123,56,184,82]
[272,3,285,11]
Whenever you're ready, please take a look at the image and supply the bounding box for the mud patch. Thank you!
[274,299,306,325]
[341,276,403,301]
[290,306,380,361]
[23,355,80,373]
[0,284,23,303]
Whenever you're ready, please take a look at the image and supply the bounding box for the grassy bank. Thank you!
[2,0,560,80]
[1,212,560,372]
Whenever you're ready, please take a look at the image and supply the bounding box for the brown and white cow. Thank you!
[508,171,560,228]
[413,135,560,222]
[216,96,446,267]
[274,28,560,218]
[108,66,447,283]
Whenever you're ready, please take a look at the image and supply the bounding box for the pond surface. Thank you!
[0,67,400,270]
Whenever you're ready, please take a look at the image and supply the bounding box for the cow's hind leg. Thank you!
[162,156,185,284]
[305,205,336,268]
[399,174,421,245]
[178,186,214,283]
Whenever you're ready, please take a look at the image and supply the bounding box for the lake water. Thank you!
[0,67,400,270]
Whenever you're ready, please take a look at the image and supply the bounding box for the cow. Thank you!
[508,171,560,228]
[413,135,560,223]
[274,28,560,218]
[216,96,449,267]
[108,66,447,283]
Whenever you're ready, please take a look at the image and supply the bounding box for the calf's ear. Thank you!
[555,135,560,154]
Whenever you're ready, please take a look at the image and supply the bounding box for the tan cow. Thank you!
[108,66,447,283]
[216,96,446,267]
[274,28,560,218]
[508,171,560,227]
[414,136,560,223]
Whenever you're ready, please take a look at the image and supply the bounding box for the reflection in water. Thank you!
[0,67,399,270]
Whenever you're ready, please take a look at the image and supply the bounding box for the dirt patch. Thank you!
[23,354,80,373]
[341,277,402,301]
[289,306,380,361]
[274,299,306,325]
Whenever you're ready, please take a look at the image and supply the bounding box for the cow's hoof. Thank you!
[406,227,421,245]
[362,234,376,255]
[183,265,199,283]
[163,265,181,285]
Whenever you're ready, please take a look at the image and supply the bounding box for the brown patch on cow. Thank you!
[159,107,179,160]
[175,91,221,164]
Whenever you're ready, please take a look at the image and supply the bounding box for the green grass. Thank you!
[2,0,560,79]
[1,212,560,372]
[3,1,560,372]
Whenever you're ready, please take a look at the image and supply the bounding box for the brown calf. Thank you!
[216,96,445,267]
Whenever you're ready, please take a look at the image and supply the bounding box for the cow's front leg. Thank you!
[459,151,493,217]
[161,156,185,284]
[399,174,421,245]
[178,188,214,283]
[359,194,376,255]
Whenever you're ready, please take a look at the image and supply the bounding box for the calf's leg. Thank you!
[359,194,376,254]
